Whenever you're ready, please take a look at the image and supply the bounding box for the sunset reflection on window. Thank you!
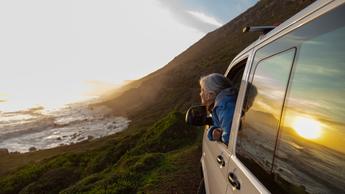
[291,116,322,140]
[273,7,345,193]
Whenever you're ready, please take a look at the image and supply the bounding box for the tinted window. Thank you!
[274,5,345,194]
[236,49,295,184]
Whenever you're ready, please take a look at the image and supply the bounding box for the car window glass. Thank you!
[274,5,345,194]
[235,48,295,187]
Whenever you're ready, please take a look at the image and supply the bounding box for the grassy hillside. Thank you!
[0,0,315,193]
[0,112,202,194]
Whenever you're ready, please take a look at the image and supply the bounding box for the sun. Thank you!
[292,116,322,139]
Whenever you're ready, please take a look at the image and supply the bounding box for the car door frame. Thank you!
[201,51,256,194]
[224,49,271,194]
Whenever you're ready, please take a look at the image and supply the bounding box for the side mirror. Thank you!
[185,105,212,126]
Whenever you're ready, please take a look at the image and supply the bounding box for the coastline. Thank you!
[0,102,130,153]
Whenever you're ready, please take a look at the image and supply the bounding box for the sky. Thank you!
[0,0,257,112]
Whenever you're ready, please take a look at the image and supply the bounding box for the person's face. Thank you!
[200,87,207,105]
[200,86,216,107]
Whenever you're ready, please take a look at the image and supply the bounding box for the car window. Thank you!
[235,48,295,190]
[274,5,345,194]
[227,58,247,93]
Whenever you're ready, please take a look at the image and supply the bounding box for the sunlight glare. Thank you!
[292,116,322,139]
[0,0,204,113]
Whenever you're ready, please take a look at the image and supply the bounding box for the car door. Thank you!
[226,47,296,194]
[202,57,248,194]
[202,133,232,194]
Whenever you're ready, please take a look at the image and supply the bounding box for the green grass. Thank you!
[0,111,203,194]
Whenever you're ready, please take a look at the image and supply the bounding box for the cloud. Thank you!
[186,10,223,28]
[157,0,258,33]
[156,0,223,33]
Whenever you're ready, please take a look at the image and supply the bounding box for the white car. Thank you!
[186,0,345,193]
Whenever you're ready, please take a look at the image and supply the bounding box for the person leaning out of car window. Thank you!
[199,73,237,145]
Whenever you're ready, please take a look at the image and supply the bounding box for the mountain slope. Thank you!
[102,0,316,121]
[0,0,316,193]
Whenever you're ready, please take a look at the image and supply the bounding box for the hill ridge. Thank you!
[103,0,316,121]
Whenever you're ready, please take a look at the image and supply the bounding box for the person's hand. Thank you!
[212,128,223,141]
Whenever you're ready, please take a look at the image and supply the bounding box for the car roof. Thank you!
[231,0,333,63]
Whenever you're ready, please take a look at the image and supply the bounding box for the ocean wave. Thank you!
[0,104,130,153]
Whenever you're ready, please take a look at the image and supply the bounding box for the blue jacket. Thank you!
[207,88,236,145]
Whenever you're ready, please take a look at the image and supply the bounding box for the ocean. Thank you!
[0,103,130,153]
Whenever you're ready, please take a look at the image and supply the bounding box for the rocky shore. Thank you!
[0,103,130,153]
